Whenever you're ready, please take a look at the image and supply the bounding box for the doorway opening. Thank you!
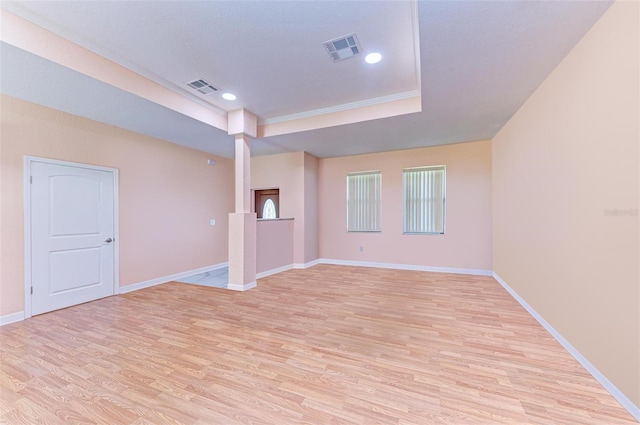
[254,188,279,219]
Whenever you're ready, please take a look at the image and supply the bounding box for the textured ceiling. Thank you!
[3,0,418,120]
[0,0,613,158]
[1,42,235,157]
[259,0,616,157]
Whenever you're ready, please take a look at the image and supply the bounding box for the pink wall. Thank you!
[492,1,639,407]
[251,151,319,266]
[319,140,492,271]
[256,219,294,274]
[0,95,234,317]
[304,153,319,263]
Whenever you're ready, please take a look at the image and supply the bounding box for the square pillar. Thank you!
[227,109,258,291]
[235,134,251,213]
[228,212,256,291]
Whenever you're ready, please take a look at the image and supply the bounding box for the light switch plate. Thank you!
[210,219,216,226]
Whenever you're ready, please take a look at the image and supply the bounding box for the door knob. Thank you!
[105,238,113,243]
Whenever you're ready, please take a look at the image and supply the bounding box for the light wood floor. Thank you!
[1,265,637,424]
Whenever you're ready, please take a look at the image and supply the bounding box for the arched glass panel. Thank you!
[262,198,276,219]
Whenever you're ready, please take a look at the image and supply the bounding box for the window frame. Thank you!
[346,170,382,233]
[402,165,446,235]
[254,188,279,219]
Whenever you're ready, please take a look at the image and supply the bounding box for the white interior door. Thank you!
[30,160,116,316]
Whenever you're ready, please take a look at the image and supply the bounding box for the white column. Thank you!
[235,134,251,213]
[227,109,257,291]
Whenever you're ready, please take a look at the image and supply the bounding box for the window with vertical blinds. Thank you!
[403,166,445,234]
[346,171,381,232]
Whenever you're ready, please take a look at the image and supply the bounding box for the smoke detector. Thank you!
[186,78,219,95]
[323,33,362,62]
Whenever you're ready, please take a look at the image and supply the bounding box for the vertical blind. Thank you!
[347,171,381,232]
[403,166,445,234]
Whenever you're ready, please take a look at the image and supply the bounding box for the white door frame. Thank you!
[23,156,120,319]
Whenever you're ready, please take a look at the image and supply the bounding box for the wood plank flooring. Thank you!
[1,265,637,424]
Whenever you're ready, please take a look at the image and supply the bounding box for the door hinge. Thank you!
[30,286,33,295]
[30,176,33,184]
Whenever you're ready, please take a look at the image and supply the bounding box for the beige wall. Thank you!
[256,219,294,274]
[0,95,234,317]
[252,152,305,264]
[304,152,319,263]
[492,1,639,407]
[251,151,320,266]
[319,140,492,270]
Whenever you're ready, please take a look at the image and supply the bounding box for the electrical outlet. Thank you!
[210,219,216,226]
[359,246,364,252]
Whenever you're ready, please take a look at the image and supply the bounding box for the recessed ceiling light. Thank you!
[222,93,236,101]
[365,52,382,64]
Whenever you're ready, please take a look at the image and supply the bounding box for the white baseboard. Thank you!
[317,258,492,276]
[293,259,321,269]
[227,281,257,291]
[257,264,294,279]
[492,272,640,422]
[118,262,228,294]
[256,259,321,280]
[0,311,25,326]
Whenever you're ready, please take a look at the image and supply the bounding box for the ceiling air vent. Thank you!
[323,33,362,62]
[186,78,219,95]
